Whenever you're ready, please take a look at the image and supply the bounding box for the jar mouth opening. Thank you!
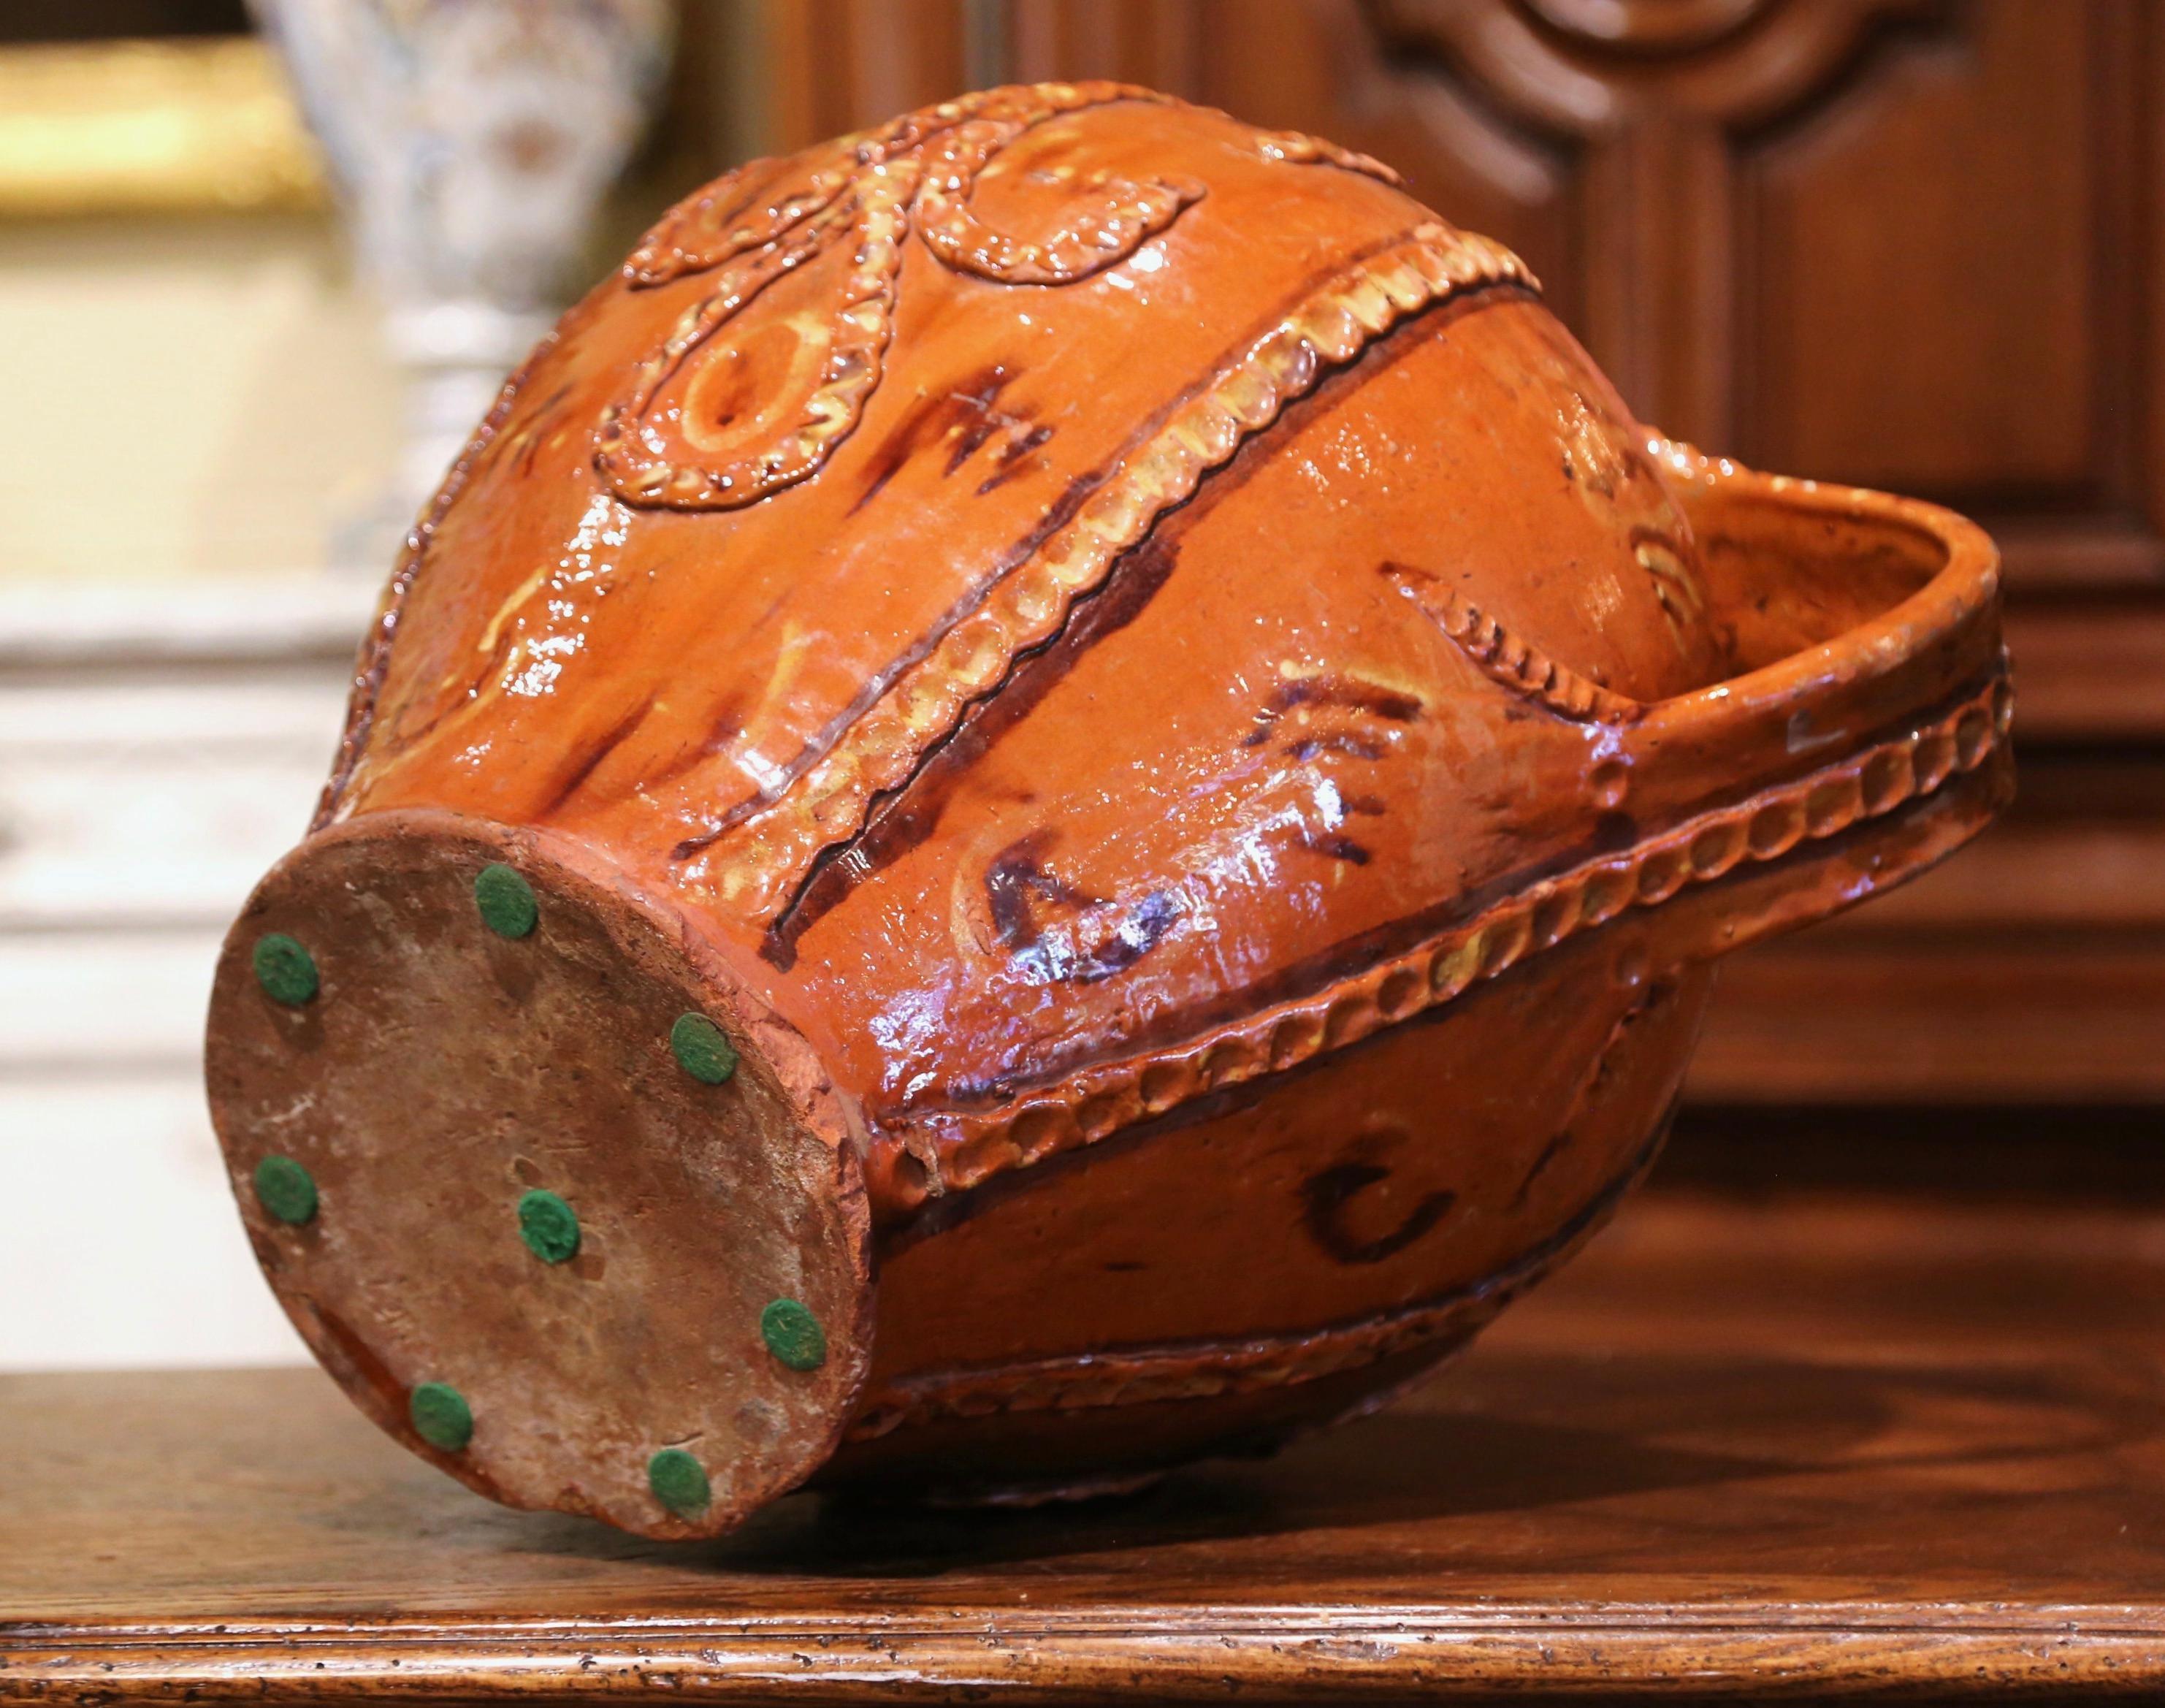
[1646,438,2001,711]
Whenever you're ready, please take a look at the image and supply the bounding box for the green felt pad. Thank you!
[252,1154,318,1225]
[669,1013,738,1084]
[252,933,318,1005]
[473,863,538,939]
[760,1297,827,1371]
[648,1446,710,1516]
[409,1381,474,1452]
[517,1189,580,1264]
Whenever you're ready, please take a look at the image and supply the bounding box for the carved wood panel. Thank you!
[1191,0,2165,612]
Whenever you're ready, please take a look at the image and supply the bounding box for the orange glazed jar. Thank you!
[207,85,2009,1538]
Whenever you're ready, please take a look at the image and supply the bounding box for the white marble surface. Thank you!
[0,575,369,1368]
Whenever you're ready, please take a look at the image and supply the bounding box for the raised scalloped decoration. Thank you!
[623,149,857,290]
[1385,560,1644,724]
[596,83,1205,513]
[1252,127,1405,185]
[871,668,2009,1213]
[849,1109,1661,1441]
[849,1256,1508,1443]
[595,167,911,508]
[323,91,1532,843]
[695,221,1539,918]
[917,115,1207,284]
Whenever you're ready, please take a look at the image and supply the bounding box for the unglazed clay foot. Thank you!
[207,812,871,1535]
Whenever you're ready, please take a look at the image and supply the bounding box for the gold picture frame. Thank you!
[0,34,326,218]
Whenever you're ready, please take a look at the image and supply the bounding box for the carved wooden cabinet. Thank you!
[730,0,2165,1103]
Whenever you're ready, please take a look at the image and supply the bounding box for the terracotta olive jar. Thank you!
[206,84,2011,1538]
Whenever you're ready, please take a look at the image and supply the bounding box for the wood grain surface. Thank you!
[5,1176,2162,1701]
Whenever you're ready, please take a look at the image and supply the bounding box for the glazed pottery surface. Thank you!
[205,85,2012,1538]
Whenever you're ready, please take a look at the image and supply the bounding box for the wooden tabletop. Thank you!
[6,1177,2164,1702]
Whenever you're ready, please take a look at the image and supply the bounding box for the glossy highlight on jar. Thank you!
[205,83,2011,1539]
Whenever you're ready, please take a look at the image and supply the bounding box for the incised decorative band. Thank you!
[1386,561,1644,725]
[847,1110,1666,1441]
[698,220,1538,919]
[880,668,2010,1211]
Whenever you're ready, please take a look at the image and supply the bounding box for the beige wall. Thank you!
[0,31,743,1370]
[0,212,400,582]
[0,210,400,1368]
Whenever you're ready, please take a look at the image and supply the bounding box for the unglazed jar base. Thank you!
[204,84,2012,1537]
[205,812,871,1539]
